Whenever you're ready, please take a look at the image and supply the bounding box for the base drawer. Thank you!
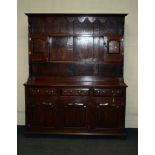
[61,88,90,96]
[94,88,123,97]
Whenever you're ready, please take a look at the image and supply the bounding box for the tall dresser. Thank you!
[24,14,128,136]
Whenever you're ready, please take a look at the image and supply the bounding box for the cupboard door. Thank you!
[60,97,89,128]
[26,98,57,128]
[104,35,123,62]
[92,98,125,129]
[29,35,49,62]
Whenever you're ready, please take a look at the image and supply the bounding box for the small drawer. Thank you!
[94,88,123,97]
[29,87,58,96]
[61,88,90,96]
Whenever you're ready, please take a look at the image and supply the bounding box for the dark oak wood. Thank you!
[24,14,127,136]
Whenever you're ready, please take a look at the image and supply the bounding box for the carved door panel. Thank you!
[29,35,49,62]
[104,35,123,62]
[60,97,89,129]
[26,98,57,128]
[92,98,125,129]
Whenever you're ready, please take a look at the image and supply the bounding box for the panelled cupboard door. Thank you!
[29,35,49,62]
[60,97,89,129]
[26,98,57,128]
[104,35,124,62]
[92,98,125,129]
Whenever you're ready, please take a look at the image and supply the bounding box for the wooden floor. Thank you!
[17,126,138,155]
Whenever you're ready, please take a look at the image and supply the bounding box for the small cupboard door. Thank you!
[29,35,49,62]
[104,35,123,62]
[60,97,89,129]
[92,98,125,129]
[26,98,57,128]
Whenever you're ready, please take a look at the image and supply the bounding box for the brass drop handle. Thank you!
[42,102,53,106]
[99,103,109,106]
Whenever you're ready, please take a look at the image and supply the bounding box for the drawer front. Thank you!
[29,87,58,96]
[61,88,90,96]
[94,88,123,97]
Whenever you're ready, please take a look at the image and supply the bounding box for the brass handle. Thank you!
[99,103,109,106]
[67,103,84,106]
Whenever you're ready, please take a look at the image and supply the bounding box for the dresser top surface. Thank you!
[24,76,127,87]
[25,13,127,17]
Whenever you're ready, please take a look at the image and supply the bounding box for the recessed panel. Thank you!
[51,37,73,61]
[44,17,73,34]
[74,37,93,61]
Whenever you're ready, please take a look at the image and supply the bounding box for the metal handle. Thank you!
[67,102,84,106]
[99,103,109,106]
[42,102,53,106]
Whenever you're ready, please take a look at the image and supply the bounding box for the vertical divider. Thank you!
[48,35,51,62]
[93,20,94,62]
[73,17,75,62]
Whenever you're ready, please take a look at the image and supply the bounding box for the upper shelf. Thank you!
[30,33,123,37]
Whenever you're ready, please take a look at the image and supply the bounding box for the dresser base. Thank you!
[25,127,127,137]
